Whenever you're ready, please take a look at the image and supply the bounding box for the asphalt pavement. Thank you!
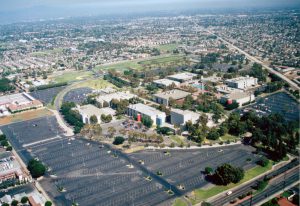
[209,159,299,206]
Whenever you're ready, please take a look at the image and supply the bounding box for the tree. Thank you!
[11,200,18,206]
[101,114,112,123]
[113,136,125,145]
[213,163,244,185]
[107,127,116,138]
[1,203,9,206]
[257,157,269,167]
[27,159,46,178]
[204,167,213,175]
[89,115,98,124]
[21,196,29,204]
[142,116,153,128]
[207,128,220,140]
[45,201,53,206]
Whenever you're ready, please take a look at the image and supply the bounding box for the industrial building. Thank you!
[153,89,191,106]
[152,78,180,88]
[77,104,115,124]
[127,103,166,126]
[221,91,255,107]
[96,91,136,107]
[0,152,23,183]
[225,76,258,89]
[167,72,197,83]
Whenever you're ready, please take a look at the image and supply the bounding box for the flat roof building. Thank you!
[170,108,200,126]
[221,91,255,107]
[96,92,136,107]
[153,89,191,106]
[152,79,180,88]
[77,104,115,124]
[127,103,166,126]
[167,72,197,83]
[225,76,258,89]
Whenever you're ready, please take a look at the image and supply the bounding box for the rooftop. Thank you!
[167,72,197,81]
[77,104,115,116]
[225,75,257,83]
[128,103,165,117]
[224,91,252,100]
[154,89,191,100]
[153,79,180,86]
[96,91,136,103]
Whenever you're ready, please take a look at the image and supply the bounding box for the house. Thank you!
[152,79,180,88]
[127,103,166,126]
[225,76,258,89]
[167,72,197,83]
[153,89,191,106]
[77,104,115,124]
[221,91,255,107]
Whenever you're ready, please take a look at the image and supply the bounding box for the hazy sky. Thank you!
[0,0,299,24]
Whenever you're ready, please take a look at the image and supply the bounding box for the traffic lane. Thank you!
[209,160,299,206]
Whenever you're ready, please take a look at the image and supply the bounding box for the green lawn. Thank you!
[94,54,188,71]
[189,161,273,204]
[170,135,185,145]
[51,71,93,84]
[173,198,188,206]
[219,134,239,142]
[157,43,179,53]
[31,48,64,57]
[74,79,115,90]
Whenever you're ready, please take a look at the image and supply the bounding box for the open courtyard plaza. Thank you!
[1,116,260,206]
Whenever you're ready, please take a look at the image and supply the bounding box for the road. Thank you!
[206,30,300,90]
[209,159,299,206]
[239,166,299,206]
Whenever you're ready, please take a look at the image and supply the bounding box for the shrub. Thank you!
[113,136,125,145]
[45,201,53,206]
[257,157,269,167]
[21,196,28,204]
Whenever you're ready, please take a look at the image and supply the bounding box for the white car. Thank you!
[226,191,232,196]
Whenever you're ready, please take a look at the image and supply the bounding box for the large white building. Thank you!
[167,72,197,83]
[153,89,191,106]
[127,103,166,126]
[77,104,115,124]
[225,76,258,89]
[96,91,136,107]
[152,79,180,88]
[221,92,255,107]
[170,108,200,126]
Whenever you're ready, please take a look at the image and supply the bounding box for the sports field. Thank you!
[50,71,93,84]
[156,43,179,53]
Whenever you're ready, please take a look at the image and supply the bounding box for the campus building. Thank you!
[153,89,191,106]
[170,108,200,126]
[0,93,43,116]
[167,72,197,83]
[152,78,180,88]
[225,76,258,89]
[77,104,115,124]
[96,91,136,107]
[127,103,166,126]
[221,91,255,107]
[0,152,23,183]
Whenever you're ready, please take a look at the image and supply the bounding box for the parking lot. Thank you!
[128,145,259,192]
[30,86,66,104]
[239,92,299,122]
[1,117,173,206]
[63,87,93,104]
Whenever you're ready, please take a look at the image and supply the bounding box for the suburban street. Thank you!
[207,30,300,90]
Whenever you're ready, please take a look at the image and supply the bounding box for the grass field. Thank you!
[51,71,93,84]
[219,134,239,142]
[0,108,53,125]
[157,43,179,53]
[173,198,188,206]
[189,161,273,204]
[94,54,188,71]
[170,135,185,145]
[73,79,116,90]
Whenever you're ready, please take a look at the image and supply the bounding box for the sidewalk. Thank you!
[50,109,74,136]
